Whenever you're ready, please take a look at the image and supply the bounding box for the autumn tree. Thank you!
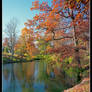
[2,37,10,53]
[14,35,27,57]
[2,37,9,47]
[24,0,89,81]
[17,27,39,58]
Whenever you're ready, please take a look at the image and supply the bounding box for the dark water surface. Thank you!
[3,61,66,92]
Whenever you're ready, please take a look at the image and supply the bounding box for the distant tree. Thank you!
[2,37,9,53]
[15,27,39,58]
[4,18,19,57]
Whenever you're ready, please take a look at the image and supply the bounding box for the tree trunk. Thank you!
[11,46,14,60]
[72,19,82,82]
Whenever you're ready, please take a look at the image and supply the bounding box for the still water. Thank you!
[2,61,67,92]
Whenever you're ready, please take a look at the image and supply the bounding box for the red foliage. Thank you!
[24,0,89,63]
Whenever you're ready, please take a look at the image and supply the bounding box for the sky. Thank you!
[2,0,52,39]
[2,0,39,37]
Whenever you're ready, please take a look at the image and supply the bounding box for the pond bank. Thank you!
[2,54,41,64]
[64,77,90,92]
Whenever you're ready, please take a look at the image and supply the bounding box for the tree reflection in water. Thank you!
[3,61,67,92]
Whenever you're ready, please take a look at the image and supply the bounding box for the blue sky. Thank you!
[2,0,39,31]
[2,0,52,38]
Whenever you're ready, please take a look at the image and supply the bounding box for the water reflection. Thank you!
[3,61,67,92]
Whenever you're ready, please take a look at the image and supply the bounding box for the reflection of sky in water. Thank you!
[34,62,39,80]
[33,81,45,92]
[33,62,45,92]
[3,64,22,92]
[3,80,22,92]
[3,64,11,92]
[3,62,46,92]
[3,76,10,92]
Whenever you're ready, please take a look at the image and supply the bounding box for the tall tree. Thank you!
[4,18,19,57]
[24,0,89,81]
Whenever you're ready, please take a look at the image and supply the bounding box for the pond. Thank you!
[2,61,68,92]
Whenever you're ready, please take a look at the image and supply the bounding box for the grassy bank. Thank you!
[2,53,40,64]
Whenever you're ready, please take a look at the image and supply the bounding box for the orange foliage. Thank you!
[45,36,52,42]
[3,38,9,47]
[15,27,39,57]
[24,0,89,62]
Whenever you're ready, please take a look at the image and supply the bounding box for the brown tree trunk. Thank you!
[72,18,82,82]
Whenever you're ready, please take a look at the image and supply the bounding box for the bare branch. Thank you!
[52,31,73,40]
